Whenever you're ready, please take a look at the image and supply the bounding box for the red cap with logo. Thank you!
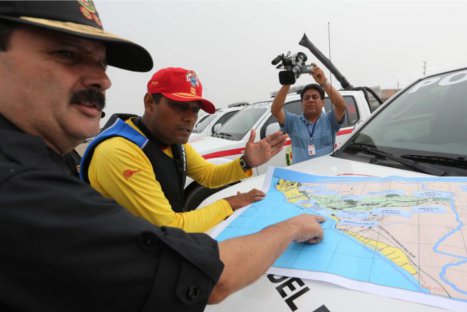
[147,67,216,114]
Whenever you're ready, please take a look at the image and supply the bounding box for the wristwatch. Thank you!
[239,155,252,170]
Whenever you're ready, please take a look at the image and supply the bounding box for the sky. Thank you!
[96,0,467,122]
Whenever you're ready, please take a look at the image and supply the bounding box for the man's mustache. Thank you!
[70,89,106,111]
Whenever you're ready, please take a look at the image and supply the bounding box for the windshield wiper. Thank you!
[403,155,467,169]
[348,143,446,176]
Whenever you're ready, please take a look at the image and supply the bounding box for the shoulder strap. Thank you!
[80,118,148,182]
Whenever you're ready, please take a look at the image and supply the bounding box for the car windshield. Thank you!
[193,112,219,133]
[213,101,271,140]
[337,68,467,176]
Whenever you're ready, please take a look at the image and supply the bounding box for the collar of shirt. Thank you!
[299,111,326,125]
[132,117,170,150]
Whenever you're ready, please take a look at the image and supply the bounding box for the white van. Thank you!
[201,67,467,312]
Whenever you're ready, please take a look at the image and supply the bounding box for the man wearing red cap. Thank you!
[80,67,289,233]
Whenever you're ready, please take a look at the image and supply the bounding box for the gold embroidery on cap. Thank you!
[77,0,102,26]
[80,7,92,20]
[78,0,97,13]
[92,14,102,26]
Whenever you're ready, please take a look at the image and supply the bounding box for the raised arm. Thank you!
[311,65,347,122]
[209,214,325,303]
[270,84,290,125]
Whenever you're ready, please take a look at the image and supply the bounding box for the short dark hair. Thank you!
[300,84,325,100]
[0,20,13,51]
[151,93,163,104]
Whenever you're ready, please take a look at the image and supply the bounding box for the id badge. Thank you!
[308,144,316,156]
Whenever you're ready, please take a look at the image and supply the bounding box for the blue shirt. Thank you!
[283,110,342,164]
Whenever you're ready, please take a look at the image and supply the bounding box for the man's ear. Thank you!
[144,93,155,113]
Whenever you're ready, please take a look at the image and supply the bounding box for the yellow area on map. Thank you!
[276,179,308,203]
[344,230,417,276]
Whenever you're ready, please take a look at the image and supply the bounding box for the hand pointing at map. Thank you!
[288,214,325,244]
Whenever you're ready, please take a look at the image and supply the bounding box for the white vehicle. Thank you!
[201,67,467,312]
[184,88,380,209]
[189,103,246,142]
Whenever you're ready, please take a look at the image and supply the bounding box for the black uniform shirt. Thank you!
[0,115,224,312]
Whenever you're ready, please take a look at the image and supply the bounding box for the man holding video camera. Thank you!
[271,64,347,163]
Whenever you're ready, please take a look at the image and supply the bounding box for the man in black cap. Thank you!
[0,1,325,311]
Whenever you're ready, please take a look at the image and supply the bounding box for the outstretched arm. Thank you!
[271,85,290,125]
[209,214,325,303]
[311,65,347,122]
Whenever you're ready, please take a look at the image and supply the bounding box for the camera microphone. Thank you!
[271,54,283,66]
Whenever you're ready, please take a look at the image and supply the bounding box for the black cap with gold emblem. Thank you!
[0,1,153,72]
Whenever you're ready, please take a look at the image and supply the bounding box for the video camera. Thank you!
[271,51,314,85]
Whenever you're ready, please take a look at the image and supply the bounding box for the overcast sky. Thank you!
[96,0,467,121]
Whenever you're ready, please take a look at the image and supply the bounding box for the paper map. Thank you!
[211,167,467,311]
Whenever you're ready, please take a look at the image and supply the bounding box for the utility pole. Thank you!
[327,22,332,86]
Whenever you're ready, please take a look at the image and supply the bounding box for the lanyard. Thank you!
[307,122,317,140]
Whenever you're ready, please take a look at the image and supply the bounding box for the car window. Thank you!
[211,110,238,133]
[323,96,358,128]
[285,99,302,114]
[193,112,218,133]
[215,101,271,140]
[260,100,301,139]
[343,97,359,127]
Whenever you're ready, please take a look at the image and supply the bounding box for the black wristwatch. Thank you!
[239,155,252,170]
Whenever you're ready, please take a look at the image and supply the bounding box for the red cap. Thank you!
[147,67,216,114]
